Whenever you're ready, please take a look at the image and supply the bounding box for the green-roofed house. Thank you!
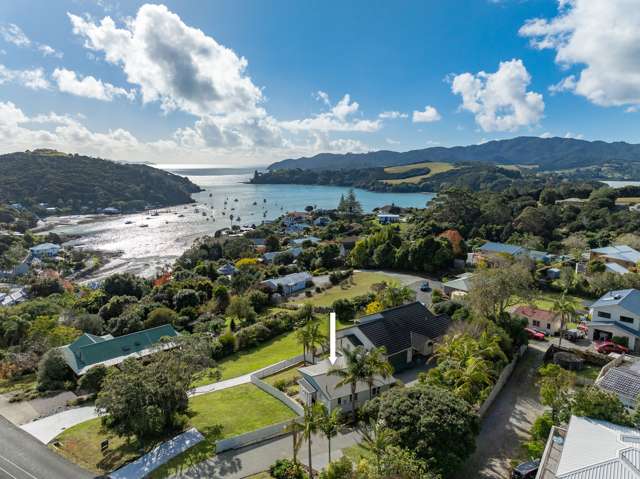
[59,324,179,376]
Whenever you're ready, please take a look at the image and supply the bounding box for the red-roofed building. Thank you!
[512,305,562,335]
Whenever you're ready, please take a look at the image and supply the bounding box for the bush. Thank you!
[247,289,269,313]
[98,295,138,322]
[173,289,200,310]
[144,307,179,329]
[332,298,355,322]
[103,273,147,299]
[78,364,107,393]
[269,458,306,479]
[236,323,272,350]
[219,331,236,354]
[37,349,75,392]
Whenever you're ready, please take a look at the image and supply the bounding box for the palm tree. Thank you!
[316,404,341,463]
[363,347,393,399]
[329,346,369,422]
[553,293,576,347]
[359,419,395,475]
[296,322,326,364]
[286,420,304,467]
[302,404,319,477]
[379,281,415,308]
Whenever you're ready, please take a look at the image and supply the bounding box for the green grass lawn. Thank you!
[264,364,303,387]
[302,271,392,308]
[382,162,456,184]
[52,384,296,476]
[519,291,585,312]
[192,331,302,386]
[575,364,601,382]
[0,373,37,395]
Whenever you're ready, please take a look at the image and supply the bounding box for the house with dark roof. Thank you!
[589,289,640,352]
[337,301,451,371]
[59,324,179,375]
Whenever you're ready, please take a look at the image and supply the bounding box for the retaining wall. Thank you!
[478,344,527,419]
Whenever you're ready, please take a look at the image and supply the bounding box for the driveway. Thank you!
[172,429,361,478]
[0,415,92,479]
[454,343,549,479]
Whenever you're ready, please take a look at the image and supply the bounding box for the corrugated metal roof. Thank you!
[592,245,640,264]
[478,241,525,255]
[591,289,640,315]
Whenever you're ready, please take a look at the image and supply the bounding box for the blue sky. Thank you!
[0,0,638,165]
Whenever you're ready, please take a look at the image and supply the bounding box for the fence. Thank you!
[252,354,305,379]
[478,344,527,418]
[215,418,299,454]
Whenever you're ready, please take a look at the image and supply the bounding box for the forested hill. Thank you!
[0,150,202,212]
[268,136,640,171]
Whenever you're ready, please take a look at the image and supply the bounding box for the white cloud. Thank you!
[540,131,553,138]
[280,93,380,133]
[385,138,401,145]
[38,44,63,59]
[379,111,408,119]
[0,23,62,58]
[451,59,544,132]
[0,24,30,47]
[563,131,584,140]
[412,105,441,123]
[52,68,135,101]
[0,64,50,90]
[68,5,263,118]
[520,0,640,109]
[314,90,331,106]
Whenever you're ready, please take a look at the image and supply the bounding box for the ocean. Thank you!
[50,168,435,280]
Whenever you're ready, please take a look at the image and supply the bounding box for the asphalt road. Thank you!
[0,415,92,479]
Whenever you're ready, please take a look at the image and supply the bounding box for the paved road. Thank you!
[454,343,548,479]
[0,415,92,479]
[173,429,361,478]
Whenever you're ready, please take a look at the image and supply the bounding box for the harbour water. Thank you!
[49,168,434,279]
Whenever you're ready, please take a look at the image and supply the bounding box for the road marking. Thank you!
[0,454,39,479]
[0,463,20,479]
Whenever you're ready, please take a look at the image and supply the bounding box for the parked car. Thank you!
[525,327,545,341]
[577,322,589,333]
[563,329,586,342]
[419,281,430,292]
[512,459,540,479]
[595,340,629,355]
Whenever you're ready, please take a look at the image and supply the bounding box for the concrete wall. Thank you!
[215,419,298,454]
[478,344,527,419]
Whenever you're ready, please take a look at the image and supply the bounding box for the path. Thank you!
[172,429,361,478]
[454,343,548,479]
[0,415,92,479]
[20,366,260,444]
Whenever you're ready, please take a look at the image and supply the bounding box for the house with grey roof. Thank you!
[442,273,474,297]
[261,271,313,296]
[59,324,179,375]
[596,356,640,408]
[337,302,451,371]
[536,416,640,479]
[475,241,553,264]
[262,247,303,264]
[589,289,640,352]
[590,245,640,272]
[29,243,61,258]
[297,357,396,413]
[217,263,239,277]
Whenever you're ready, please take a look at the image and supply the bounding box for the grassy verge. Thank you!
[51,384,296,476]
[301,271,391,307]
[519,291,585,311]
[0,373,37,395]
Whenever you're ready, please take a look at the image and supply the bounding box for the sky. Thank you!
[0,0,639,166]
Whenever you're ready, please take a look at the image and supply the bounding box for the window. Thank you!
[598,311,611,319]
[546,323,551,329]
[353,393,358,400]
[532,320,541,327]
[621,316,634,324]
[337,397,342,405]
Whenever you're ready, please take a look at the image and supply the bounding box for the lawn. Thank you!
[264,365,302,387]
[301,271,392,308]
[575,364,601,382]
[52,384,296,477]
[383,162,456,184]
[616,197,640,205]
[192,331,302,386]
[519,291,585,312]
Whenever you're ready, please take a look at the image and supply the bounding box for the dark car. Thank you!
[512,459,540,479]
[420,281,430,292]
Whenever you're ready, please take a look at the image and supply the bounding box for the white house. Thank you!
[298,357,396,413]
[377,214,400,224]
[29,243,61,258]
[261,272,312,296]
[535,416,640,479]
[588,289,640,352]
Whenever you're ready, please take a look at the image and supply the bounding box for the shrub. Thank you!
[236,323,272,350]
[219,331,236,354]
[37,349,75,392]
[173,289,200,310]
[269,458,306,479]
[78,364,107,393]
[332,298,355,322]
[144,307,179,329]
